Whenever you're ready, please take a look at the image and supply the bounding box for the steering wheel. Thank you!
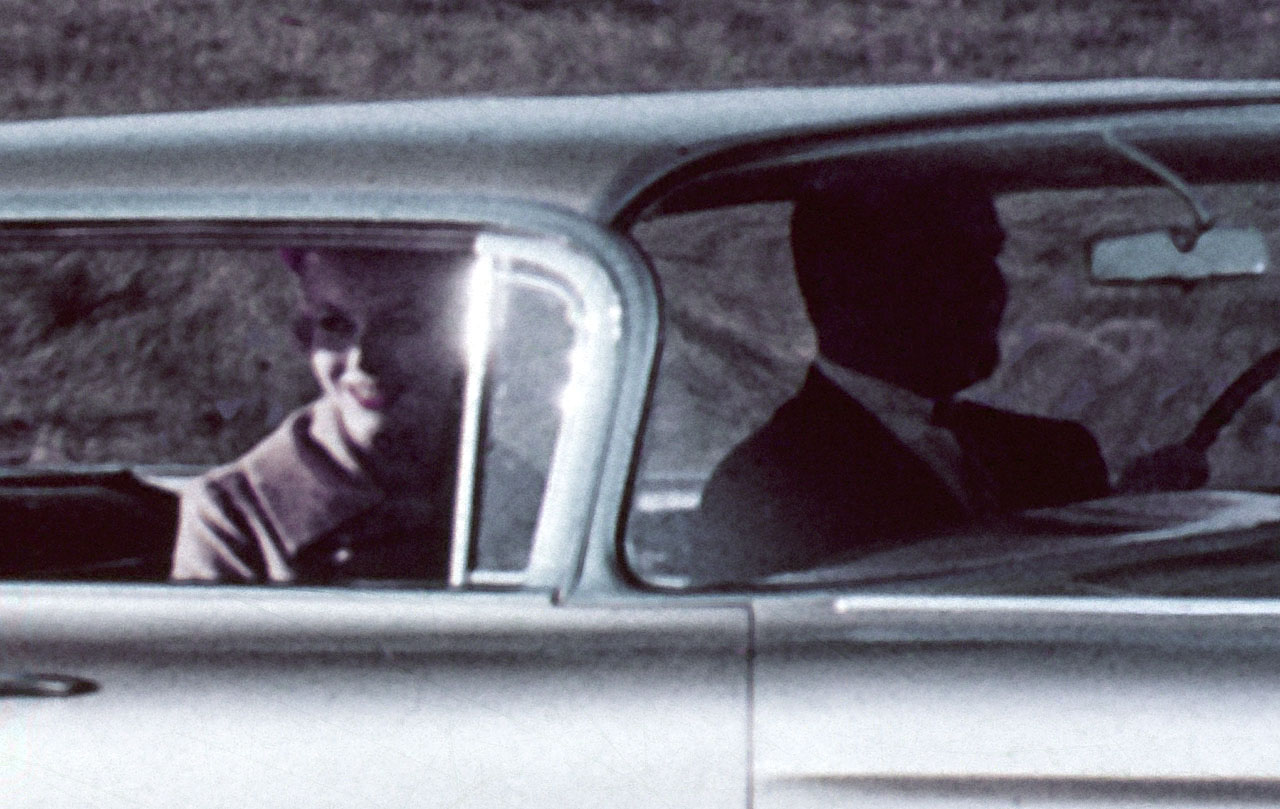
[1119,347,1280,492]
[1185,347,1280,454]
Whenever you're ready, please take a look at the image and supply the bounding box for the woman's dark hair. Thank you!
[280,247,473,349]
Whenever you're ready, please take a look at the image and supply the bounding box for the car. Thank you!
[8,80,1280,807]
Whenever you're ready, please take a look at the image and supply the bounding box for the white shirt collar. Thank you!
[813,355,988,513]
[813,355,937,442]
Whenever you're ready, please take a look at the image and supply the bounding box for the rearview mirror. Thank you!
[1091,228,1269,282]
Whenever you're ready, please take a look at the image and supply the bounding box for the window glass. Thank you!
[625,182,1280,596]
[626,204,809,580]
[470,259,576,577]
[0,248,311,466]
[0,236,582,586]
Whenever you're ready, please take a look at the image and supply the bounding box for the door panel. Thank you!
[753,595,1280,808]
[0,584,748,808]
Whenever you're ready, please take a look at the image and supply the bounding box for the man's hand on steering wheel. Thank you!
[1116,442,1210,493]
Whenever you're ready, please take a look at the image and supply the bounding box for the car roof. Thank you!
[1,80,1280,226]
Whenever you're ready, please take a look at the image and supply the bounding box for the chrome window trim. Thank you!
[471,233,626,592]
[748,592,1280,661]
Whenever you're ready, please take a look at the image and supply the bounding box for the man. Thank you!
[687,178,1112,584]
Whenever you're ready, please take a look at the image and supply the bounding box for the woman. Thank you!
[171,247,472,583]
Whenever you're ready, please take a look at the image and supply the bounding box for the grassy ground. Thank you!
[3,1,1280,120]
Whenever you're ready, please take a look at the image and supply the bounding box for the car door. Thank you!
[2,585,748,809]
[752,594,1280,809]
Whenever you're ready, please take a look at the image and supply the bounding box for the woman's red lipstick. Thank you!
[345,383,388,411]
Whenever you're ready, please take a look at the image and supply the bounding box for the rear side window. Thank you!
[0,228,611,589]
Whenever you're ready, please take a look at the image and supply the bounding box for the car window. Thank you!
[0,231,597,588]
[624,181,1280,596]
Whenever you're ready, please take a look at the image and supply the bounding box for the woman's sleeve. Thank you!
[169,472,268,582]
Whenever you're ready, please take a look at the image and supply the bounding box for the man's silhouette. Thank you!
[686,178,1111,584]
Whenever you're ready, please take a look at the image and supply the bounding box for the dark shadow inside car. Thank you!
[0,469,177,580]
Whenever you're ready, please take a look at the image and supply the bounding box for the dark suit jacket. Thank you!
[686,367,1110,583]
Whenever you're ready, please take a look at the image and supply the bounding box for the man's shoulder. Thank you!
[749,368,890,447]
[705,368,938,503]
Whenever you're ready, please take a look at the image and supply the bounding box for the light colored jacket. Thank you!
[170,399,451,583]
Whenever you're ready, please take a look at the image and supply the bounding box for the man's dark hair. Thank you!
[789,174,1007,398]
[280,247,473,349]
[790,175,997,310]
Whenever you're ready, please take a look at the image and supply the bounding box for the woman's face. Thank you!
[295,250,471,463]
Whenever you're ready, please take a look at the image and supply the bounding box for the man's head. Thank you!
[284,248,473,467]
[791,177,1008,399]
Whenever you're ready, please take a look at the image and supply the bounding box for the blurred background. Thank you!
[3,0,1277,120]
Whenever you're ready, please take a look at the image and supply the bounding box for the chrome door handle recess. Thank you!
[0,672,98,697]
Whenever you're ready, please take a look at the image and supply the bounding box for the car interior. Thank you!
[625,117,1280,595]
